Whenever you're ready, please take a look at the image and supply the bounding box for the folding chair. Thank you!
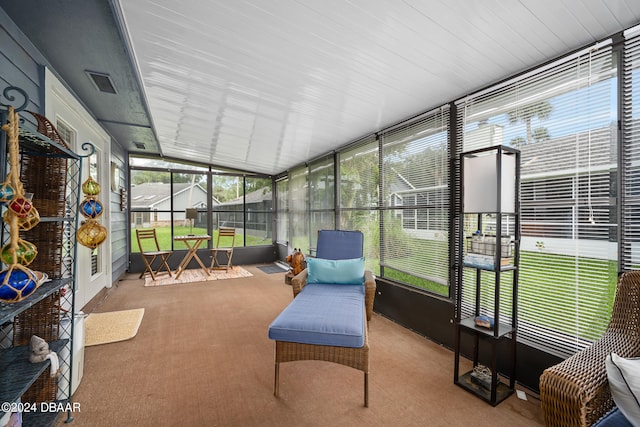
[136,228,173,280]
[210,227,236,271]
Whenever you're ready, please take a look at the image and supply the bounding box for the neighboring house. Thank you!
[130,182,210,227]
[215,187,272,236]
[390,123,616,260]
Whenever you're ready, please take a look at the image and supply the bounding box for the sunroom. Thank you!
[2,1,640,426]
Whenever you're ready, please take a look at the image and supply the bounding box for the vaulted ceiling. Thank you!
[2,0,640,175]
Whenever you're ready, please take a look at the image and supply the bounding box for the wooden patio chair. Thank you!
[136,228,173,280]
[210,227,236,271]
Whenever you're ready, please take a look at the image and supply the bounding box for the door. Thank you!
[45,68,112,310]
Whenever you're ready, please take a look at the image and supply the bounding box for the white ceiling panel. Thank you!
[114,0,640,175]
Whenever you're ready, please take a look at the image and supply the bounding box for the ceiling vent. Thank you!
[133,141,146,150]
[86,70,117,94]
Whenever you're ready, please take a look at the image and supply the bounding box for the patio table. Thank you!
[173,235,211,278]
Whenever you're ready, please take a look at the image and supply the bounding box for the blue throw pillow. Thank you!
[306,257,365,285]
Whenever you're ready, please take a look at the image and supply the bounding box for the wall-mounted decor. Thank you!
[110,161,121,192]
[77,145,107,249]
[119,187,127,211]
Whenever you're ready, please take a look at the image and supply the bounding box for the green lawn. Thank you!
[368,236,617,341]
[131,226,270,252]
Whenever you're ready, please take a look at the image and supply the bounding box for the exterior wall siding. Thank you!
[110,142,128,281]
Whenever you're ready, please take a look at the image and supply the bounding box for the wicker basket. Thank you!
[12,291,62,346]
[19,221,66,279]
[22,372,58,404]
[20,111,69,219]
[12,291,62,405]
[11,112,70,404]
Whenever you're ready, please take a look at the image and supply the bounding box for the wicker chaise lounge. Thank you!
[539,270,640,426]
[268,230,376,407]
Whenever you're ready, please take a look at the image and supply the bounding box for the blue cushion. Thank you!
[316,230,363,260]
[593,407,633,427]
[307,257,365,285]
[268,284,366,348]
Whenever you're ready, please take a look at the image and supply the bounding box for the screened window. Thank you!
[172,172,208,250]
[211,175,244,244]
[289,166,309,252]
[339,137,379,210]
[457,41,618,357]
[130,169,172,252]
[245,177,272,246]
[622,27,640,270]
[338,136,379,274]
[129,157,271,252]
[309,155,335,249]
[276,178,289,244]
[379,107,450,295]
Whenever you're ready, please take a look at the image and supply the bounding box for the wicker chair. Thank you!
[274,230,376,407]
[539,270,640,427]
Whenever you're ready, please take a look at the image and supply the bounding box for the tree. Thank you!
[508,101,553,146]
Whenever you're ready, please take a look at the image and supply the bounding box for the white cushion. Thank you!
[606,353,640,426]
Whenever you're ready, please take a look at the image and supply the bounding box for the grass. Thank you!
[131,226,271,252]
[369,236,617,342]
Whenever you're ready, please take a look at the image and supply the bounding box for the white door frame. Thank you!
[44,67,112,310]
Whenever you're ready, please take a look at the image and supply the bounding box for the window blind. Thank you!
[308,155,335,249]
[288,165,309,252]
[338,135,379,272]
[379,107,450,294]
[457,42,618,357]
[622,26,640,270]
[275,177,289,244]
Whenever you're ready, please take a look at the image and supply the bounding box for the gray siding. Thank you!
[2,8,129,285]
[0,9,44,117]
[110,142,128,281]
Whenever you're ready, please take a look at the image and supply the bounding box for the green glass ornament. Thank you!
[1,239,38,266]
[82,176,101,196]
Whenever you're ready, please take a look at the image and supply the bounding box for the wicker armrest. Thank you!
[364,270,376,321]
[290,268,376,321]
[291,268,309,297]
[540,332,640,427]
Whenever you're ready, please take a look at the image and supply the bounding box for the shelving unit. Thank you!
[453,145,520,406]
[0,86,86,425]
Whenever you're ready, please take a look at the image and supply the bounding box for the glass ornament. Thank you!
[77,220,107,249]
[0,182,14,203]
[16,205,40,231]
[1,239,38,266]
[80,197,104,219]
[81,176,101,196]
[0,266,38,303]
[8,196,32,218]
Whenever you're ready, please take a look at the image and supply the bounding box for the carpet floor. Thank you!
[59,265,544,426]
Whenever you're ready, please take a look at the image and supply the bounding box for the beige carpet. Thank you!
[84,308,145,346]
[144,266,252,287]
[62,266,544,426]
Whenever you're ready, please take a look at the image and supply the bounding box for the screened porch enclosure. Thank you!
[122,23,640,392]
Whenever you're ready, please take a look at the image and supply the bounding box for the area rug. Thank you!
[144,266,252,287]
[85,308,145,347]
[257,263,289,274]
